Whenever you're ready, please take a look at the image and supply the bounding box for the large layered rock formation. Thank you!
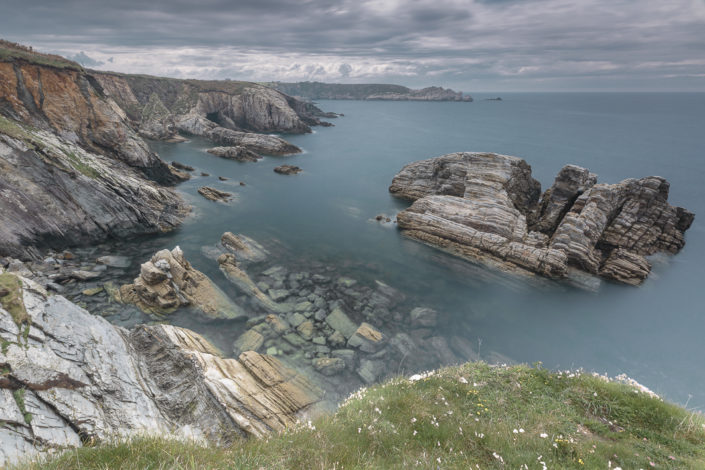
[0,271,322,466]
[271,82,473,102]
[118,246,246,319]
[0,42,189,260]
[90,72,331,155]
[390,152,694,286]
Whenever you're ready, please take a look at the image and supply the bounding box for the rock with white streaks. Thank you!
[0,272,322,466]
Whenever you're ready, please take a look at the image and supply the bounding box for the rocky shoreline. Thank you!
[0,231,506,465]
[0,42,332,260]
[390,152,694,286]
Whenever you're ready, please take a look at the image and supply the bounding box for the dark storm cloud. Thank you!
[1,0,703,90]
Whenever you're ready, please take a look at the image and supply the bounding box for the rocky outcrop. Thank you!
[175,112,301,156]
[0,123,188,260]
[390,152,694,285]
[0,59,179,183]
[90,72,332,155]
[0,272,322,466]
[207,146,261,162]
[271,82,472,102]
[198,186,233,202]
[274,164,302,175]
[118,246,245,319]
[0,44,189,260]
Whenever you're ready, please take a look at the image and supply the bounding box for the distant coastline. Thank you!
[268,81,472,102]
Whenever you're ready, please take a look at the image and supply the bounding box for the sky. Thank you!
[1,0,704,91]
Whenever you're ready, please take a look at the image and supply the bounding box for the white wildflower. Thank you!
[459,377,468,384]
[540,433,548,438]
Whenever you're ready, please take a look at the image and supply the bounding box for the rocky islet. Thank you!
[390,152,694,285]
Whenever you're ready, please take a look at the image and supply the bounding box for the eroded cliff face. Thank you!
[390,153,694,286]
[0,119,188,259]
[0,48,189,260]
[0,61,177,183]
[90,72,329,154]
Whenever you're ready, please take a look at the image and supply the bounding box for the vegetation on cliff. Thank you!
[0,40,82,71]
[18,363,705,469]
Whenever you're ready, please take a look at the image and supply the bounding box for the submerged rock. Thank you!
[198,186,233,202]
[390,152,694,286]
[221,232,269,264]
[119,246,245,319]
[273,164,303,175]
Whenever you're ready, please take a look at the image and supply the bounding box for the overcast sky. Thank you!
[2,0,704,91]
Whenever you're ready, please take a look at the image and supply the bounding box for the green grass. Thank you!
[62,149,101,179]
[0,40,82,70]
[15,363,705,469]
[0,273,28,327]
[12,388,32,425]
[0,115,31,141]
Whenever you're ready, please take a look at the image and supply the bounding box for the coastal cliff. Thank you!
[270,82,472,102]
[0,41,332,259]
[90,72,331,154]
[390,152,694,286]
[0,41,189,259]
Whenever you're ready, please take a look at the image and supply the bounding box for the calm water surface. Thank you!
[116,93,704,409]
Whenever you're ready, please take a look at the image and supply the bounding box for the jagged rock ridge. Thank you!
[390,152,694,286]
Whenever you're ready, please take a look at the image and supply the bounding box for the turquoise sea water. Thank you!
[119,93,704,409]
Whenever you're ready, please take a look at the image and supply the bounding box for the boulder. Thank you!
[325,307,358,340]
[119,246,245,319]
[312,357,346,376]
[347,322,386,353]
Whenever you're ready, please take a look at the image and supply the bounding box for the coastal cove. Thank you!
[72,92,705,411]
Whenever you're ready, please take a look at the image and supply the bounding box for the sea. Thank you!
[98,93,705,410]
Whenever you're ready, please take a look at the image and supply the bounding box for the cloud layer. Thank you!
[2,0,704,90]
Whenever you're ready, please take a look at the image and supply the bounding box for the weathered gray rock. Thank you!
[207,146,261,162]
[357,359,386,384]
[532,165,596,235]
[312,357,346,376]
[274,164,302,175]
[220,232,269,264]
[218,253,287,313]
[325,307,358,339]
[390,153,694,285]
[0,274,323,466]
[119,246,245,319]
[198,186,233,202]
[598,249,651,286]
[0,127,187,261]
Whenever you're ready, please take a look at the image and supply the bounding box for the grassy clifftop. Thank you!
[0,40,81,70]
[17,362,705,469]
